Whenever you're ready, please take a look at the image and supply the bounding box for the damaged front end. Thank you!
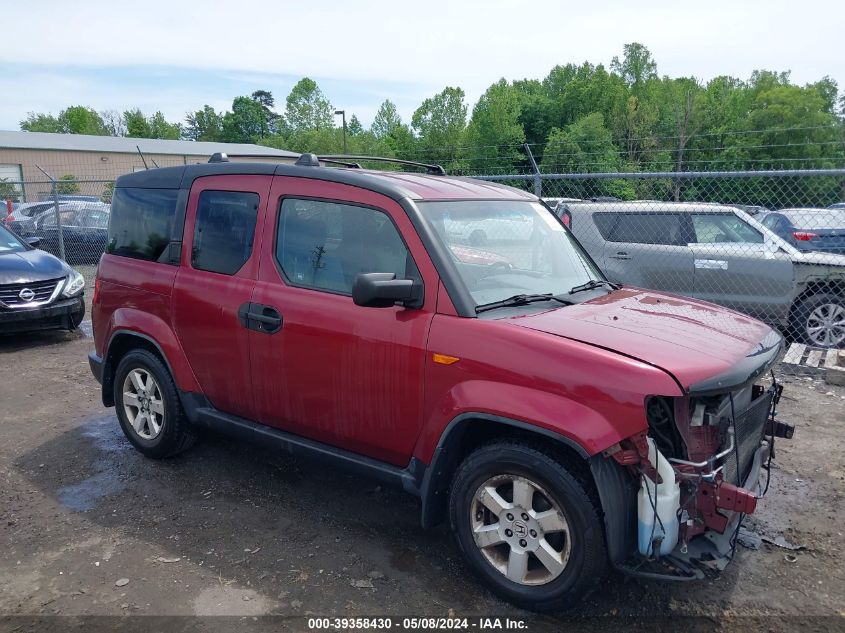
[604,334,794,580]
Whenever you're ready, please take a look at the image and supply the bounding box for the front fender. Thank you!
[105,307,200,393]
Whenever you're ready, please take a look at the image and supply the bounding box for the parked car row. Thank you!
[4,201,110,264]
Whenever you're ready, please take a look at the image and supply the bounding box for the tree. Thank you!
[124,108,151,138]
[463,79,525,171]
[184,105,224,141]
[543,114,634,198]
[124,109,181,139]
[21,106,109,135]
[100,110,125,136]
[372,100,402,139]
[20,112,63,133]
[347,114,363,136]
[251,90,283,134]
[56,174,80,195]
[148,111,181,139]
[222,96,271,143]
[0,179,20,202]
[411,87,467,165]
[285,78,334,132]
[610,43,658,89]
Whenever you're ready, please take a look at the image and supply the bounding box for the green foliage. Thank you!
[463,79,525,171]
[411,87,467,166]
[124,109,181,139]
[285,78,334,132]
[101,181,115,204]
[0,179,20,202]
[56,174,80,195]
[184,105,224,141]
[21,106,109,135]
[12,43,844,183]
[222,96,271,143]
[347,114,363,136]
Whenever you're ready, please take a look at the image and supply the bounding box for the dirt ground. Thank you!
[0,325,844,632]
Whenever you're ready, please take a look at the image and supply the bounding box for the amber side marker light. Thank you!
[433,353,460,365]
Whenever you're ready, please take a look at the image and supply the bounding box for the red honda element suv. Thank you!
[89,153,792,611]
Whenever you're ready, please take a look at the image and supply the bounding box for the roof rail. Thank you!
[318,155,446,176]
[208,152,229,163]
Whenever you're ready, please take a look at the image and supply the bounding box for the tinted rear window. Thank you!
[593,212,687,245]
[107,188,178,261]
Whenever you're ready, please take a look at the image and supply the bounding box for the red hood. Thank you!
[504,287,780,391]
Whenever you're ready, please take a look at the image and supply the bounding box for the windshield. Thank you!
[0,224,27,254]
[417,200,602,308]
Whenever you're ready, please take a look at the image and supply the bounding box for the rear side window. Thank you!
[191,190,259,275]
[595,212,686,245]
[108,188,178,261]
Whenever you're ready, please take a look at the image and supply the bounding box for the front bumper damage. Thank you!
[606,377,794,581]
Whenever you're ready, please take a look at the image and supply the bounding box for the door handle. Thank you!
[238,303,283,334]
[609,251,631,260]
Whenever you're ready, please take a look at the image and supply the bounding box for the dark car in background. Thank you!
[0,223,85,334]
[27,203,110,264]
[760,208,845,255]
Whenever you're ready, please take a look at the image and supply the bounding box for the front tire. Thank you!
[792,292,845,348]
[113,349,197,458]
[449,441,606,612]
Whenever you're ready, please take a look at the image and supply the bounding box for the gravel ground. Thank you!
[0,326,843,632]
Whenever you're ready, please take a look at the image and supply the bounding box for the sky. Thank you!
[1,0,842,132]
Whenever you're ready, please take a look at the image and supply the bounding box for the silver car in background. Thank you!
[558,201,845,348]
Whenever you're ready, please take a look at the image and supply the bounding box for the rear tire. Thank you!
[792,292,845,348]
[113,349,197,458]
[449,441,606,612]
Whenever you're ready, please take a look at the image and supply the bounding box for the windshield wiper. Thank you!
[568,279,622,295]
[475,293,572,314]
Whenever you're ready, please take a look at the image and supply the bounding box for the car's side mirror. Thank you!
[764,239,779,254]
[26,236,42,248]
[352,272,422,309]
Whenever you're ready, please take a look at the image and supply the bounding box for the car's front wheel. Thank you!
[449,441,606,612]
[793,292,845,348]
[113,349,197,458]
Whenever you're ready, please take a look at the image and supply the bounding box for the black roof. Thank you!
[115,163,418,203]
[114,161,534,203]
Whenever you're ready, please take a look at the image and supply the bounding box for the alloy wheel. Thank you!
[122,368,165,440]
[805,302,845,348]
[470,474,571,586]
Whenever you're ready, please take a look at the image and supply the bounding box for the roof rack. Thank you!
[317,155,446,176]
[208,152,295,163]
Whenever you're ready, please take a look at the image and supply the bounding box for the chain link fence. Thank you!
[473,168,845,348]
[3,164,844,348]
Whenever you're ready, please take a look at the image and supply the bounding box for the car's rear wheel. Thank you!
[793,292,845,348]
[113,349,197,458]
[449,441,606,611]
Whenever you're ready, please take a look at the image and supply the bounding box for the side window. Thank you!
[192,190,259,275]
[40,210,79,229]
[691,214,763,244]
[83,210,110,229]
[276,198,419,295]
[610,213,686,245]
[107,188,179,262]
[592,212,618,240]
